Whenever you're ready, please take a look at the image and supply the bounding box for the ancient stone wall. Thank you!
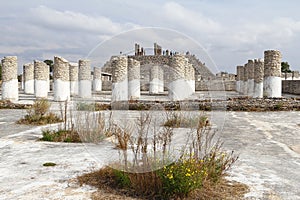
[1,56,17,82]
[111,56,127,83]
[69,63,78,81]
[239,66,245,81]
[34,61,49,80]
[79,59,91,80]
[247,60,254,79]
[264,50,281,77]
[254,59,264,83]
[54,56,69,81]
[23,63,34,81]
[93,67,102,79]
[282,80,300,94]
[128,58,140,81]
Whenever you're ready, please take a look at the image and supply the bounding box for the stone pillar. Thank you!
[128,58,140,99]
[263,50,282,97]
[169,55,188,100]
[112,56,128,102]
[149,65,160,94]
[23,63,34,94]
[243,63,248,95]
[78,59,92,98]
[93,67,102,92]
[158,66,164,92]
[53,56,70,101]
[1,56,18,101]
[185,63,195,95]
[69,62,79,96]
[254,59,264,98]
[236,65,243,93]
[239,66,244,94]
[34,60,49,98]
[247,60,255,97]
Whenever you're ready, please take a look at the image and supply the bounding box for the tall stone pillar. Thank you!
[93,67,102,92]
[111,56,128,102]
[1,56,18,101]
[53,56,70,101]
[128,58,140,99]
[236,65,243,93]
[149,65,159,94]
[23,63,34,94]
[34,60,49,98]
[254,59,264,98]
[69,62,78,96]
[169,55,188,100]
[247,60,255,97]
[185,63,195,95]
[239,66,245,94]
[158,67,164,92]
[78,59,92,98]
[263,50,282,98]
[243,63,248,95]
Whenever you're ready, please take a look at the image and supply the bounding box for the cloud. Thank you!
[29,6,138,35]
[162,2,221,33]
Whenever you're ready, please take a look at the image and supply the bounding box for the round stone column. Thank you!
[185,63,195,96]
[1,56,18,101]
[93,67,102,92]
[169,55,188,100]
[112,56,128,102]
[254,59,264,98]
[239,66,245,94]
[158,67,164,92]
[243,63,248,95]
[69,62,79,96]
[236,65,243,93]
[263,50,282,98]
[53,56,70,101]
[34,60,49,98]
[149,65,160,94]
[128,58,140,99]
[247,60,255,97]
[23,63,34,94]
[79,59,92,98]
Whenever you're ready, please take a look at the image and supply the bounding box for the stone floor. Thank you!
[0,108,299,199]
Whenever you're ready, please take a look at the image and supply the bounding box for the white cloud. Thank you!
[29,6,138,34]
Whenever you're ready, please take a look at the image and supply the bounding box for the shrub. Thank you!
[41,129,81,143]
[17,99,62,125]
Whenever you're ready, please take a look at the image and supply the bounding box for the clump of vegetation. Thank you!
[43,162,56,167]
[17,98,62,125]
[41,129,81,143]
[78,112,247,199]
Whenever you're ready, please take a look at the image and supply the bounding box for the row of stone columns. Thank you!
[236,50,282,98]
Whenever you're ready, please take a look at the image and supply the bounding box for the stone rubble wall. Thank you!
[239,66,245,81]
[23,63,34,81]
[254,59,264,83]
[247,60,254,79]
[34,60,49,80]
[244,63,248,81]
[111,56,127,83]
[282,80,300,94]
[69,63,78,81]
[1,56,17,82]
[264,50,281,77]
[170,55,186,81]
[196,80,236,91]
[236,66,243,81]
[128,58,140,81]
[54,56,69,81]
[93,67,102,79]
[78,59,91,81]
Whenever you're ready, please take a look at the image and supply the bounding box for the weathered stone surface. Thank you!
[69,63,78,81]
[93,67,101,79]
[244,63,248,81]
[34,60,49,80]
[23,63,34,81]
[170,55,186,81]
[128,58,140,81]
[1,56,17,82]
[185,63,194,80]
[150,65,159,80]
[78,59,91,80]
[111,56,127,83]
[247,60,254,79]
[239,66,245,81]
[254,59,264,83]
[264,50,281,77]
[54,56,69,81]
[236,66,243,81]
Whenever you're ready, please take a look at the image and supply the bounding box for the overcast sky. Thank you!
[1,0,300,73]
